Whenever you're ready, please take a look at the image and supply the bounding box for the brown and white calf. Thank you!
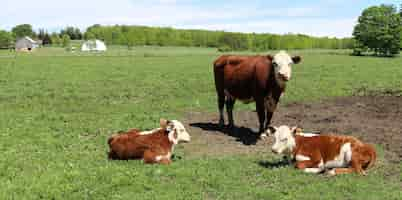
[107,119,190,164]
[269,126,376,175]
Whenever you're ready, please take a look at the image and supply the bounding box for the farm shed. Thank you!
[15,36,41,52]
[81,40,107,51]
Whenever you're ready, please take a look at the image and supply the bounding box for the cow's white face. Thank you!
[270,125,297,155]
[166,120,191,144]
[272,51,301,83]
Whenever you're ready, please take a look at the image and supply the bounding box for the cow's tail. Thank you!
[107,133,119,160]
[213,55,228,69]
[107,133,118,146]
[213,56,227,97]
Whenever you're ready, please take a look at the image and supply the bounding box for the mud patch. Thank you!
[181,95,402,162]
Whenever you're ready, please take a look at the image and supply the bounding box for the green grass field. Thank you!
[0,47,401,199]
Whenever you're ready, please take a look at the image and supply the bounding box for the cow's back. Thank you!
[295,134,366,162]
[108,130,171,160]
[213,55,273,100]
[109,132,148,159]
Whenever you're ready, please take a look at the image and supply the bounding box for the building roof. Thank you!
[24,36,37,43]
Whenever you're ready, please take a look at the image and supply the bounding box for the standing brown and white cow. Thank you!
[213,51,301,136]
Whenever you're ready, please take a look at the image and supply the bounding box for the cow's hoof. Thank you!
[218,119,225,129]
[326,169,336,177]
[218,124,224,130]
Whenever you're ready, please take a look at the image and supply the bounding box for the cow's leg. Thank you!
[159,158,172,165]
[326,168,355,176]
[143,150,158,164]
[265,111,274,131]
[217,94,225,128]
[213,67,225,128]
[226,98,236,129]
[296,156,324,174]
[350,156,366,175]
[260,111,274,138]
[255,98,266,134]
[108,150,117,160]
[304,167,325,174]
[327,160,367,176]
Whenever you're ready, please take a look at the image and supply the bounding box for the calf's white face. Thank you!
[273,51,301,82]
[270,125,297,155]
[166,120,191,144]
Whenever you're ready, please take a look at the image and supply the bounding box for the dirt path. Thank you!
[181,95,402,162]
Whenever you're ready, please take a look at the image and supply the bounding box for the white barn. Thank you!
[81,40,107,51]
[15,36,41,51]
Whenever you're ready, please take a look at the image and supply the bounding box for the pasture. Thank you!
[0,46,401,199]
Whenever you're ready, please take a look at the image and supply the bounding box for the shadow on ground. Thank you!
[189,122,260,145]
[257,159,292,169]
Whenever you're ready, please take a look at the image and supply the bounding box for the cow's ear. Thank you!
[292,56,301,64]
[166,120,174,132]
[266,55,273,61]
[266,126,277,135]
[291,126,302,135]
[160,118,168,129]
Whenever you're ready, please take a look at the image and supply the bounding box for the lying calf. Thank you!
[108,119,190,164]
[269,126,376,175]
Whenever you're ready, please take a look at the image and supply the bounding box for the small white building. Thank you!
[81,40,107,51]
[15,36,41,51]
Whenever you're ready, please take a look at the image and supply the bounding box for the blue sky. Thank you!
[2,0,400,37]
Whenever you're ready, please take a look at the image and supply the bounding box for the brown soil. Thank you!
[181,95,402,162]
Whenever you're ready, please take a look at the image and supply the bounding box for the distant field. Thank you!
[0,47,401,199]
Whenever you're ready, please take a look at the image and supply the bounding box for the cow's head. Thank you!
[272,51,301,83]
[160,119,191,144]
[269,125,300,155]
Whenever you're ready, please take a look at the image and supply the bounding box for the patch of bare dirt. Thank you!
[181,95,402,162]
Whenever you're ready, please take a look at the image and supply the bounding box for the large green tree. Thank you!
[12,24,35,38]
[353,4,401,56]
[0,30,13,48]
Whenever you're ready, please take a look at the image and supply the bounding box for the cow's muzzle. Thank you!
[277,74,289,81]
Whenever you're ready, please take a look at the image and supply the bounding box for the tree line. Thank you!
[83,24,354,51]
[0,23,353,51]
